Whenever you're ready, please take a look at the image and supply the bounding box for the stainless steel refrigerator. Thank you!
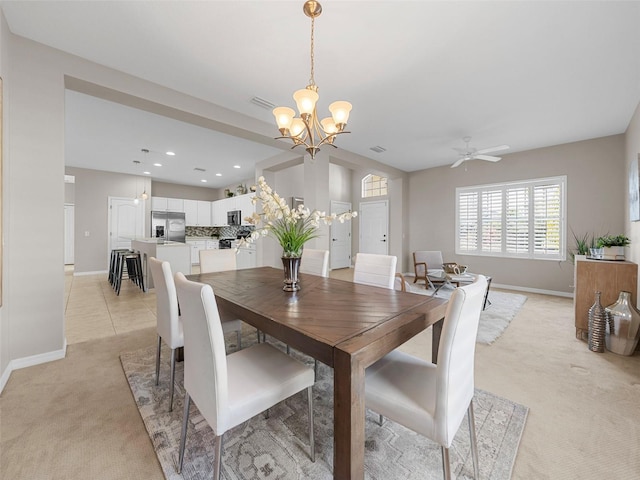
[151,211,186,243]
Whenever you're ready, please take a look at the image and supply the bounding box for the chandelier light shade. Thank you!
[273,0,352,159]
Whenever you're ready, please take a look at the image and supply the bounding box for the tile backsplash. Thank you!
[185,225,253,238]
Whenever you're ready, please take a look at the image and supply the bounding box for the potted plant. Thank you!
[570,229,596,263]
[596,234,630,261]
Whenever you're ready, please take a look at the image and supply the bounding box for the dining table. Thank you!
[188,266,448,480]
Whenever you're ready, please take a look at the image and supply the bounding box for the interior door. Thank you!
[330,200,352,269]
[359,200,389,255]
[108,197,145,255]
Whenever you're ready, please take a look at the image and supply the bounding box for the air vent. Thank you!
[250,96,276,110]
[370,146,387,153]
[194,167,206,172]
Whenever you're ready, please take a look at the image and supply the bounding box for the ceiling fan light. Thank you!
[273,106,295,132]
[293,88,319,116]
[329,101,352,128]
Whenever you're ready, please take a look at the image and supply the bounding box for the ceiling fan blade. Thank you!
[474,154,502,162]
[476,144,509,155]
[451,158,466,168]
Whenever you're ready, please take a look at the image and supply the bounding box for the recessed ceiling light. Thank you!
[153,163,162,167]
[233,165,241,169]
[201,179,207,183]
[166,151,176,156]
[143,171,151,175]
[216,173,222,177]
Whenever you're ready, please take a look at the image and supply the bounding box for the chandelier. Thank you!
[272,1,352,159]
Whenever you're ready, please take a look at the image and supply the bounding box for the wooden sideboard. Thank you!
[574,257,638,341]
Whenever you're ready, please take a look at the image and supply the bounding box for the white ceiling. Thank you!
[3,1,640,188]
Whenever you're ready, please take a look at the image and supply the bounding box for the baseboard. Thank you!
[0,341,68,394]
[491,283,573,298]
[73,270,108,276]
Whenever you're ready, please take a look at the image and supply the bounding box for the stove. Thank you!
[219,238,233,249]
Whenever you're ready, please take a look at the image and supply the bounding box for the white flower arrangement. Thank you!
[238,176,357,258]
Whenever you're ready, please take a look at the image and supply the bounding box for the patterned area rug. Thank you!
[402,276,527,345]
[121,339,529,480]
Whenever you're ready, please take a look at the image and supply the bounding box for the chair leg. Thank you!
[177,393,191,474]
[169,348,176,412]
[378,414,384,426]
[257,329,261,343]
[314,359,318,379]
[307,386,315,462]
[213,434,223,480]
[441,446,452,480]
[468,401,480,479]
[286,345,291,355]
[155,335,162,386]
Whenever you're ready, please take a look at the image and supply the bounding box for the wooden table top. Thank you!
[188,266,447,367]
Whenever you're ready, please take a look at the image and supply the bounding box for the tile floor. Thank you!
[64,265,355,344]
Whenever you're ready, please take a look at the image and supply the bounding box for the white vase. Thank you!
[602,246,625,261]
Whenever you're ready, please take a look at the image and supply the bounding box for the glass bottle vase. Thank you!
[588,292,608,353]
[282,256,301,292]
[604,291,640,355]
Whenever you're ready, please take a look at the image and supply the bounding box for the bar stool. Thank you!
[109,248,130,287]
[115,251,144,295]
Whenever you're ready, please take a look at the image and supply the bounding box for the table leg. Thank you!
[333,349,365,480]
[432,318,443,363]
[483,277,493,310]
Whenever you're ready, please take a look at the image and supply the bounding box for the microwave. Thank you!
[227,210,241,226]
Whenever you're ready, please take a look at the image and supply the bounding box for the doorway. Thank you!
[108,197,145,261]
[64,204,75,265]
[359,200,389,255]
[330,200,352,269]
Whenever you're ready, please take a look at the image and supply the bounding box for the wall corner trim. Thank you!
[0,341,68,394]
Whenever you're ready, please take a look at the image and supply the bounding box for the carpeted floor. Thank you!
[121,339,529,480]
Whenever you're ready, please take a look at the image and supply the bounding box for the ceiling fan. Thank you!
[451,136,510,168]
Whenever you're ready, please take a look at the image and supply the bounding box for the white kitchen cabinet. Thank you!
[235,194,255,225]
[236,243,257,269]
[197,201,212,226]
[211,200,228,226]
[187,240,206,265]
[166,198,184,212]
[184,200,212,226]
[151,196,168,211]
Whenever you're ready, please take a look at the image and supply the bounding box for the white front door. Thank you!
[359,200,389,255]
[64,204,75,265]
[330,200,352,269]
[108,197,145,256]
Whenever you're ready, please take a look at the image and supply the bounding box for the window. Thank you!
[361,174,388,198]
[455,176,566,260]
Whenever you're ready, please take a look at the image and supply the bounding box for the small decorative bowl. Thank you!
[442,262,458,274]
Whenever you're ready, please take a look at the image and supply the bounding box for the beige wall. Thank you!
[408,134,626,294]
[151,181,221,201]
[0,8,9,384]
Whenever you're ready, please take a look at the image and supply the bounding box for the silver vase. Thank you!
[604,291,640,355]
[282,256,301,292]
[588,292,609,353]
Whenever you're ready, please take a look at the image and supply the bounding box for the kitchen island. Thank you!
[131,239,191,290]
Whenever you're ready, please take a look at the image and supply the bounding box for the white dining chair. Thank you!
[174,273,316,479]
[300,248,330,277]
[148,256,184,412]
[198,248,250,347]
[353,253,398,289]
[365,275,488,480]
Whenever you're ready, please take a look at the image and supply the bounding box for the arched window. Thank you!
[361,174,388,198]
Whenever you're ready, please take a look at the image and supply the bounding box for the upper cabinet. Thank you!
[151,196,184,212]
[212,200,228,226]
[184,200,212,226]
[234,194,255,225]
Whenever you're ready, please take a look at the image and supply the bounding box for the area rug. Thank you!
[121,341,529,480]
[402,276,527,345]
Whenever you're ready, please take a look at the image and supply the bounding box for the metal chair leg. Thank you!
[213,434,223,480]
[441,446,452,480]
[307,386,315,462]
[155,335,162,386]
[378,414,384,426]
[468,401,480,479]
[177,393,191,474]
[314,360,318,379]
[169,348,176,412]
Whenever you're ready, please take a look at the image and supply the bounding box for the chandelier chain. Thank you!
[309,15,315,87]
